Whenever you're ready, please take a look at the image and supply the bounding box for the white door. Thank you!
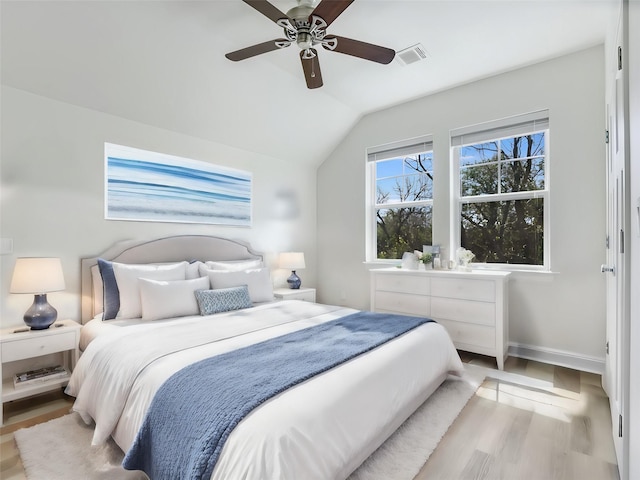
[603,36,628,479]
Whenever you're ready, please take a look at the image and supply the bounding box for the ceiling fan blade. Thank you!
[325,36,395,64]
[311,0,355,27]
[300,49,323,89]
[241,0,288,24]
[226,39,290,61]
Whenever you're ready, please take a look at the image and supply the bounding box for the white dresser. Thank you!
[370,268,510,369]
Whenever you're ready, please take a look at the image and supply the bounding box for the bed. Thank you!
[67,235,463,480]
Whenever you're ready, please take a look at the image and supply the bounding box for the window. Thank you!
[366,137,433,261]
[451,111,549,268]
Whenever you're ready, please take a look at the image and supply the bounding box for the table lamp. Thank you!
[279,252,305,289]
[10,257,66,330]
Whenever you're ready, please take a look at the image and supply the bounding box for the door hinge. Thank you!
[606,341,609,354]
[620,229,625,254]
[606,235,610,249]
[618,46,623,71]
[605,130,610,144]
[619,414,623,437]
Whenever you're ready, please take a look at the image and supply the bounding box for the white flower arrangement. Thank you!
[456,247,475,265]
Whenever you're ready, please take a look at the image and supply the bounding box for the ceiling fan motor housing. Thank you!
[279,6,329,56]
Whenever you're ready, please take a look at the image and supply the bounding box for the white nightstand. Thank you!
[273,287,316,303]
[1,319,81,424]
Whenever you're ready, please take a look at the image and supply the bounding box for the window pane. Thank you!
[377,206,432,259]
[500,133,545,160]
[376,177,401,203]
[460,198,544,265]
[405,174,433,200]
[460,142,499,166]
[404,153,433,173]
[376,158,403,179]
[375,153,433,204]
[500,157,545,192]
[460,164,498,196]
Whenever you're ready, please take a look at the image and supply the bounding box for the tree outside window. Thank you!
[374,152,433,259]
[457,131,547,266]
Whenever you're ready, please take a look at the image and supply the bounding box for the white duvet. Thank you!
[67,300,463,480]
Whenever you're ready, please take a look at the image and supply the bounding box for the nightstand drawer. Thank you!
[273,288,316,302]
[1,331,76,363]
[292,290,316,302]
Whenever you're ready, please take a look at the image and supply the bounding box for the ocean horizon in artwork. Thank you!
[105,145,252,226]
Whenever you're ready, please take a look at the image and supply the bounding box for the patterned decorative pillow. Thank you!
[194,286,252,315]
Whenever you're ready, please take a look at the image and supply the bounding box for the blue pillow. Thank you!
[194,285,252,315]
[97,258,120,320]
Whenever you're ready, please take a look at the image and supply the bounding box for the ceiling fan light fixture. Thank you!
[297,32,313,50]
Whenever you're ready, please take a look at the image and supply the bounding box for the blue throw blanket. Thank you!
[122,311,433,479]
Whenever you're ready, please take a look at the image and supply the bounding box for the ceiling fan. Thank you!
[225,0,396,89]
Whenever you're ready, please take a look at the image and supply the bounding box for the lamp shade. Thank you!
[279,252,305,270]
[10,257,66,294]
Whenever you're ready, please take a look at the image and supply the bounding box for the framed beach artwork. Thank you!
[105,143,252,226]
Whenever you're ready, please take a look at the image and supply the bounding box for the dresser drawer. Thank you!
[431,278,495,302]
[431,297,495,326]
[1,331,76,363]
[375,274,430,295]
[375,291,430,316]
[437,319,495,349]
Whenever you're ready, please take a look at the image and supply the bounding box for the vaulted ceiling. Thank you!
[1,0,615,166]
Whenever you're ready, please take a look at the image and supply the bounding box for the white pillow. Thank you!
[139,276,210,321]
[112,261,188,319]
[205,268,274,303]
[202,259,263,272]
[186,261,204,279]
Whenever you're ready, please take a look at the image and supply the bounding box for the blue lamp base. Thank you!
[287,271,301,289]
[24,294,58,330]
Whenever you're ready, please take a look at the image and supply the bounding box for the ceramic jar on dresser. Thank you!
[370,268,510,370]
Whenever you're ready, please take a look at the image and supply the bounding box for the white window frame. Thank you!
[450,111,550,271]
[365,135,434,264]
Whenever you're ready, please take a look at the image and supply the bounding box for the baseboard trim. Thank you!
[508,343,605,374]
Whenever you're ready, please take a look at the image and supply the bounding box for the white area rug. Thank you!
[15,366,485,480]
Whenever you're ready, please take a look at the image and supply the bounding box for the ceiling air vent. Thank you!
[396,43,428,66]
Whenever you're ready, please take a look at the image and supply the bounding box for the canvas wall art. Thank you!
[105,143,252,226]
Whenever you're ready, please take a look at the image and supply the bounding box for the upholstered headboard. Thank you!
[80,235,263,323]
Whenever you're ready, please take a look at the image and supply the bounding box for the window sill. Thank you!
[364,261,560,275]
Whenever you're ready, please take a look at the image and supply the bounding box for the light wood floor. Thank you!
[416,353,619,480]
[0,353,619,480]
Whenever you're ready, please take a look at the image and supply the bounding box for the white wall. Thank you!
[0,86,317,328]
[317,46,607,368]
